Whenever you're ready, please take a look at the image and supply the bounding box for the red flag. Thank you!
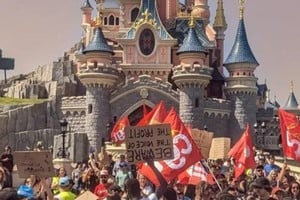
[177,161,208,185]
[228,124,255,178]
[278,109,300,161]
[139,107,202,185]
[137,101,167,126]
[110,116,130,145]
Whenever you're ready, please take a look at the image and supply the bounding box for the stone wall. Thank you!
[0,101,60,150]
[204,98,231,138]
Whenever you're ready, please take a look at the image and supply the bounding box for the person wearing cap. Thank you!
[53,176,76,200]
[17,185,35,200]
[250,177,276,200]
[112,154,130,176]
[94,169,111,200]
[115,162,132,191]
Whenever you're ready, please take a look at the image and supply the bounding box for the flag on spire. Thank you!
[228,124,255,178]
[278,108,300,161]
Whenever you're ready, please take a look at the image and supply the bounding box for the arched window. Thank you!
[104,17,108,25]
[109,15,114,25]
[131,8,139,22]
[195,98,199,108]
[88,104,93,114]
[116,17,119,25]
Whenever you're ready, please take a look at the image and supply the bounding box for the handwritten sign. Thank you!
[14,151,54,178]
[76,191,98,200]
[190,129,214,158]
[125,124,173,163]
[209,137,231,159]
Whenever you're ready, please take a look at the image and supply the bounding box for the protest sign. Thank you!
[190,129,214,158]
[125,124,173,163]
[76,191,98,200]
[14,151,54,178]
[209,137,231,159]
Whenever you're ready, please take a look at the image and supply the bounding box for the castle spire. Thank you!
[224,0,258,66]
[213,0,227,30]
[283,81,299,110]
[239,0,246,20]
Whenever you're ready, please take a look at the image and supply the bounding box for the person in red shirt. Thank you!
[94,170,110,199]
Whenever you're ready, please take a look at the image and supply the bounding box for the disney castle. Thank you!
[74,0,261,154]
[2,0,291,160]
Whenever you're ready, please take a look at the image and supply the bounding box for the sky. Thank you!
[0,0,299,105]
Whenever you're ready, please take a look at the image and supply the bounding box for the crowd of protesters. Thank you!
[0,144,300,200]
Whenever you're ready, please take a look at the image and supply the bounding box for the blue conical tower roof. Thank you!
[283,91,299,110]
[177,26,207,54]
[224,18,259,66]
[81,0,93,9]
[83,28,114,54]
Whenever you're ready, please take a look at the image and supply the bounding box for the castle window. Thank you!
[116,17,119,25]
[104,17,108,25]
[109,15,115,25]
[243,72,246,75]
[195,98,199,108]
[237,72,239,76]
[88,104,93,114]
[131,8,139,22]
[94,62,97,68]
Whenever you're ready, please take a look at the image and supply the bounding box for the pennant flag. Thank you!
[278,108,300,161]
[139,107,202,185]
[137,100,167,126]
[228,124,255,178]
[177,161,208,185]
[110,116,130,145]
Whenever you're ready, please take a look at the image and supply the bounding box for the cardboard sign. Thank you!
[190,129,214,158]
[76,191,98,200]
[14,151,54,178]
[209,137,231,159]
[125,124,173,163]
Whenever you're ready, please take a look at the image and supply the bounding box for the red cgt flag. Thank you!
[228,124,255,178]
[139,107,202,185]
[110,116,130,145]
[177,161,208,185]
[278,108,300,161]
[137,100,167,126]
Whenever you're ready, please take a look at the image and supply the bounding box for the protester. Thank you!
[51,167,68,195]
[94,169,111,199]
[264,155,281,176]
[53,176,76,200]
[0,145,14,187]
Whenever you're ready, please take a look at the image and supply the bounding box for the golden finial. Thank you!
[189,15,195,28]
[291,80,294,92]
[142,9,151,22]
[96,10,102,27]
[239,0,246,19]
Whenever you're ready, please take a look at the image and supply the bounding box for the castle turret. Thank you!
[81,0,93,26]
[224,1,259,141]
[172,16,212,128]
[283,81,299,111]
[77,12,119,154]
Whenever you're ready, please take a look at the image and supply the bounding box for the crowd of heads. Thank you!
[1,145,300,200]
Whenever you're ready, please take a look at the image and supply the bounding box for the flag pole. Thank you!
[201,160,222,192]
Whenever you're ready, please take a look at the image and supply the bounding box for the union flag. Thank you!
[110,116,130,145]
[278,109,300,161]
[139,107,202,185]
[228,124,255,178]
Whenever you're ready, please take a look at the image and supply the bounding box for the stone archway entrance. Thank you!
[128,104,151,125]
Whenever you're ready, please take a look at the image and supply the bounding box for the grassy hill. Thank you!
[0,97,45,105]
